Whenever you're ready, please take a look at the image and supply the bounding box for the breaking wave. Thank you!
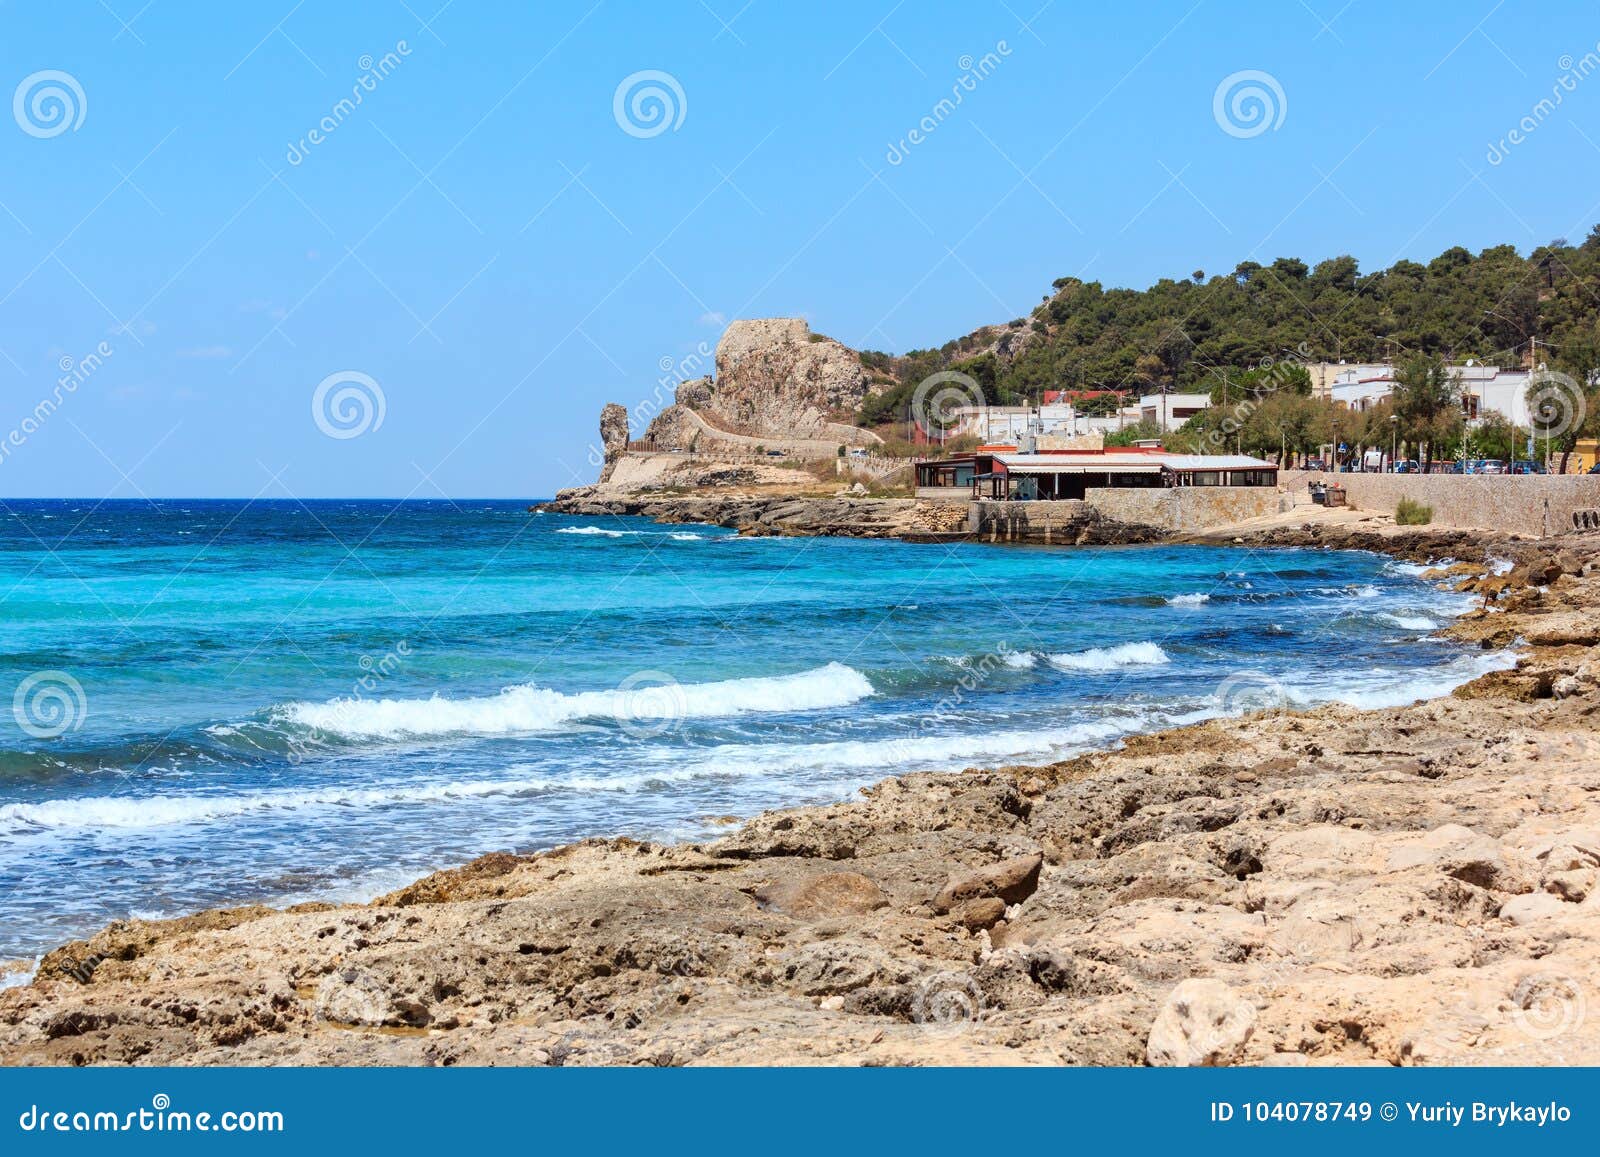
[1380,612,1439,631]
[0,712,1207,836]
[1166,592,1211,605]
[1044,642,1171,671]
[272,662,875,741]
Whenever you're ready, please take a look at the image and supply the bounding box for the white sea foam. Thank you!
[274,662,875,741]
[0,717,1139,836]
[0,960,37,990]
[0,777,565,834]
[1385,560,1431,578]
[1002,651,1038,669]
[555,526,632,537]
[668,532,703,541]
[1166,593,1210,606]
[1045,642,1171,671]
[1,647,1518,839]
[1380,613,1439,631]
[1287,649,1517,711]
[636,715,1184,783]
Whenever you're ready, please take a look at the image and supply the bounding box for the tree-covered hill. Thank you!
[858,230,1600,424]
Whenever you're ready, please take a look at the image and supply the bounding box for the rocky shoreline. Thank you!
[4,528,1600,1067]
[538,489,1169,544]
[538,489,973,540]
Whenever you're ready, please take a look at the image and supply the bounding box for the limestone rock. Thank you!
[933,853,1043,913]
[1500,892,1569,924]
[1146,978,1256,1066]
[753,872,887,920]
[655,318,877,442]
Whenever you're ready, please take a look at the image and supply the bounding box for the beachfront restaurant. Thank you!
[914,449,1278,500]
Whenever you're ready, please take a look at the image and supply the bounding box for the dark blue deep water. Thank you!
[0,499,1508,963]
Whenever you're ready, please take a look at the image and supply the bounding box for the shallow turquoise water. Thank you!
[0,499,1505,959]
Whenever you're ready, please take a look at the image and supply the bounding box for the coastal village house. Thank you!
[947,391,1213,443]
[914,443,1278,500]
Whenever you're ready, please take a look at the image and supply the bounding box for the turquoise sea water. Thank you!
[0,499,1509,961]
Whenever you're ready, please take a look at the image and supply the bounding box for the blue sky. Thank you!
[2,0,1599,497]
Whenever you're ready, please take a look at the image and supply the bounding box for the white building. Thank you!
[1323,361,1534,426]
[1139,394,1211,430]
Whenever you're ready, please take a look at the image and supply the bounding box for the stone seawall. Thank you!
[968,500,1165,544]
[969,488,1282,542]
[1280,471,1600,536]
[1083,486,1284,532]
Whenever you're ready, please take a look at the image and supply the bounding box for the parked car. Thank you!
[1392,459,1421,474]
[1588,463,1600,475]
[1302,458,1327,471]
[1512,459,1548,474]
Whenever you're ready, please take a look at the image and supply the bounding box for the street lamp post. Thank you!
[1389,415,1398,474]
